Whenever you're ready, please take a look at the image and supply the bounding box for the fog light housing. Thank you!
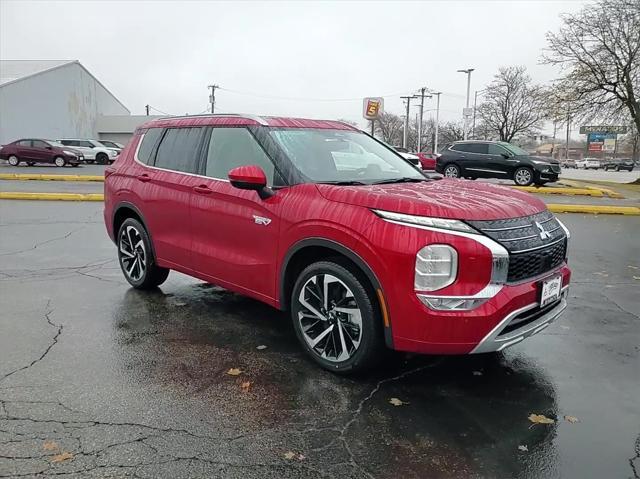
[415,245,457,291]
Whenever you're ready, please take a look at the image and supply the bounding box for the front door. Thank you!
[190,127,281,302]
[30,140,53,162]
[487,143,517,177]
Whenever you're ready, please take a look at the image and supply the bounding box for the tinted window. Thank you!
[154,128,204,173]
[17,140,31,147]
[137,128,164,165]
[205,128,275,183]
[60,140,73,146]
[466,143,488,154]
[450,144,470,152]
[488,144,509,155]
[32,140,48,149]
[79,141,94,148]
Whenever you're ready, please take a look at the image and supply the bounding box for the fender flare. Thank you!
[112,202,158,261]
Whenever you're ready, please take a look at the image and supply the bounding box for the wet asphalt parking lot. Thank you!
[0,200,638,479]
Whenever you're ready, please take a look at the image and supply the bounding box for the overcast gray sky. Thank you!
[1,0,587,128]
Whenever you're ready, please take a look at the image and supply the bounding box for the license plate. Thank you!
[540,275,562,307]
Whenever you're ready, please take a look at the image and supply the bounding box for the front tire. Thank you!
[54,156,66,167]
[8,155,19,166]
[443,164,461,178]
[513,167,534,186]
[117,218,170,289]
[291,260,384,374]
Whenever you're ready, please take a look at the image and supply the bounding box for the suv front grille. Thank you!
[467,210,567,283]
[550,164,561,173]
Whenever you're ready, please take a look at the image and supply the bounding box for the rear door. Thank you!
[451,143,490,176]
[131,127,206,271]
[16,140,35,160]
[190,127,282,302]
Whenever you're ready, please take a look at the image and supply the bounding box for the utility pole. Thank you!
[565,103,571,160]
[400,95,418,149]
[458,69,474,140]
[432,92,441,154]
[208,84,219,114]
[145,104,150,116]
[416,87,431,153]
[471,89,485,139]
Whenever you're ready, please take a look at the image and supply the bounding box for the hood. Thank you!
[316,179,547,221]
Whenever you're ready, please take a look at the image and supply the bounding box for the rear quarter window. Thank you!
[137,128,164,165]
[154,127,204,173]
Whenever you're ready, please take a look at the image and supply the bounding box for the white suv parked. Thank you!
[57,139,118,164]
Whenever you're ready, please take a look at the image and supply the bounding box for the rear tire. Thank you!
[513,167,534,186]
[8,155,19,166]
[443,164,461,178]
[117,218,169,289]
[54,156,66,167]
[96,153,108,165]
[290,260,384,374]
[27,162,35,167]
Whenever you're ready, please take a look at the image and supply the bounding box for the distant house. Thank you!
[0,60,159,146]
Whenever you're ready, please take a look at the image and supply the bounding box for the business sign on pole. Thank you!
[580,125,627,135]
[603,137,616,152]
[363,97,384,120]
[587,133,616,152]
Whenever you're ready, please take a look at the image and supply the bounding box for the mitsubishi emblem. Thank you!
[535,221,551,240]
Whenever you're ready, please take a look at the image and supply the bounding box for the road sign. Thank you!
[579,125,627,135]
[363,97,384,120]
[463,107,473,118]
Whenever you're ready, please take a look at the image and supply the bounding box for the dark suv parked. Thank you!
[602,158,635,172]
[436,141,561,186]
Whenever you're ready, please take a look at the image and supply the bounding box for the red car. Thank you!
[0,139,84,167]
[104,114,571,373]
[416,152,438,170]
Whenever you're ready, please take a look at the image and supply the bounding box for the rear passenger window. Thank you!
[154,128,204,173]
[466,143,488,154]
[205,128,275,183]
[137,128,164,165]
[451,144,470,152]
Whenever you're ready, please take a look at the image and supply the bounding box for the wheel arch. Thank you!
[279,238,393,348]
[112,202,159,262]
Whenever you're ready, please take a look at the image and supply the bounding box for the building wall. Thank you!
[0,62,129,144]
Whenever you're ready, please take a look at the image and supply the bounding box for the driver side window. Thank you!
[488,144,509,156]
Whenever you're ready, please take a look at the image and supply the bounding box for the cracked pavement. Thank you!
[0,200,638,478]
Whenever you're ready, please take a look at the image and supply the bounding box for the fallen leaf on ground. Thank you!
[283,451,296,460]
[256,345,267,350]
[564,415,580,423]
[472,371,483,376]
[240,381,251,392]
[51,452,74,463]
[528,413,555,425]
[298,454,306,460]
[43,441,59,451]
[227,368,243,376]
[518,445,528,452]
[389,397,408,406]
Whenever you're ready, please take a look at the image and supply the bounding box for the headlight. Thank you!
[373,210,476,234]
[62,150,76,156]
[415,245,458,291]
[556,217,570,261]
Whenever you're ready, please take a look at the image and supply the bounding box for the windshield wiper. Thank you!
[318,180,368,186]
[371,177,427,184]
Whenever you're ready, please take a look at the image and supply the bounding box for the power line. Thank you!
[218,87,418,103]
[147,105,172,116]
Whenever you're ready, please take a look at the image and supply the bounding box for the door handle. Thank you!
[193,185,212,195]
[137,174,151,183]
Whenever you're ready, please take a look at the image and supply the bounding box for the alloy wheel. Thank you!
[8,156,19,166]
[54,157,66,167]
[297,274,363,362]
[515,168,532,185]
[119,225,147,282]
[444,165,459,178]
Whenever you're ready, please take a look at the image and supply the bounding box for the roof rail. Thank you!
[153,113,269,126]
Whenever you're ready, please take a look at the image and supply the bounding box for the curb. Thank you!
[0,174,104,182]
[557,180,624,198]
[513,186,607,197]
[547,204,640,215]
[0,192,104,201]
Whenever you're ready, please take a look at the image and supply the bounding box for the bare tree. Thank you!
[477,66,549,142]
[372,112,404,145]
[544,0,640,134]
[438,121,465,145]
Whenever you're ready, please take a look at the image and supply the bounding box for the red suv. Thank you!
[0,139,84,166]
[104,115,571,373]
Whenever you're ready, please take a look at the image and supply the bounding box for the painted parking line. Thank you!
[0,192,104,201]
[0,173,104,182]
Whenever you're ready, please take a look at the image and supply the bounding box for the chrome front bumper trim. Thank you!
[471,288,569,354]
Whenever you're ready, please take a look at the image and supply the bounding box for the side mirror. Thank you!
[228,165,274,199]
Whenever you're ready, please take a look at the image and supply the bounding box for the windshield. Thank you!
[268,129,424,184]
[500,143,529,156]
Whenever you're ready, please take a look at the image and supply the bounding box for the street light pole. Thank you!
[471,89,485,139]
[457,69,474,140]
[432,92,441,154]
[417,87,431,152]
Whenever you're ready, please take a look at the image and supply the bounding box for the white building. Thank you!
[0,60,153,145]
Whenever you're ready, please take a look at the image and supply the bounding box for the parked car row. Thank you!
[562,157,636,171]
[0,138,123,167]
